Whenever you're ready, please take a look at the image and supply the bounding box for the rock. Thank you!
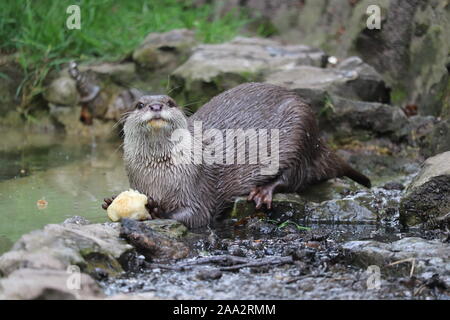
[230,193,307,221]
[138,219,189,239]
[63,216,91,225]
[43,76,78,106]
[306,199,377,224]
[231,186,403,225]
[171,37,325,105]
[382,182,405,191]
[195,268,223,281]
[119,219,190,262]
[78,62,137,85]
[106,292,159,300]
[400,151,450,226]
[399,115,438,148]
[355,0,450,116]
[215,0,450,116]
[317,95,407,137]
[49,105,116,138]
[418,119,450,158]
[305,184,404,225]
[103,88,143,121]
[265,57,390,103]
[107,189,150,222]
[0,222,133,277]
[47,62,144,123]
[132,29,197,70]
[342,237,450,281]
[0,268,103,300]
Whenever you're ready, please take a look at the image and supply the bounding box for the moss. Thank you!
[390,87,408,105]
[78,249,124,277]
[230,194,307,222]
[399,175,450,227]
[439,77,450,119]
[318,94,336,119]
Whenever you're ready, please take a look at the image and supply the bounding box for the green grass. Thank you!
[265,219,311,231]
[0,0,250,109]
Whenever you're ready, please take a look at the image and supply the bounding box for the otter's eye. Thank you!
[167,100,176,108]
[136,102,144,110]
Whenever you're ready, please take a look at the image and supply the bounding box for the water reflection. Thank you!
[0,129,128,254]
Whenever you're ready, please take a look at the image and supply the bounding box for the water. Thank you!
[0,127,129,254]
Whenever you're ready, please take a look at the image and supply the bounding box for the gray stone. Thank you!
[63,216,91,225]
[49,105,116,138]
[230,193,307,221]
[43,76,78,106]
[132,29,197,70]
[171,37,325,105]
[343,237,450,280]
[400,152,450,226]
[320,95,408,136]
[78,62,137,85]
[418,119,450,158]
[119,219,190,262]
[0,268,103,300]
[265,57,390,103]
[213,0,450,116]
[0,222,133,277]
[195,268,223,281]
[306,199,377,224]
[139,219,189,239]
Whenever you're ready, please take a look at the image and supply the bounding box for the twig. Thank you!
[219,256,293,271]
[145,255,293,272]
[387,257,416,277]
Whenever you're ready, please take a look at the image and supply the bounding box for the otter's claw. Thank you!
[145,197,164,219]
[101,196,116,210]
[247,186,274,210]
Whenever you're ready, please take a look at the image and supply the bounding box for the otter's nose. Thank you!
[149,104,163,112]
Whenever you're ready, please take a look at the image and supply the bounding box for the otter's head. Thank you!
[124,95,188,138]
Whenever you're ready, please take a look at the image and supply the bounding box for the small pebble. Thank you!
[382,182,405,191]
[196,269,223,281]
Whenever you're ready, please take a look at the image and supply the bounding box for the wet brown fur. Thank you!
[123,83,371,228]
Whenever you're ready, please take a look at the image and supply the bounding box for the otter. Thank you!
[102,83,371,228]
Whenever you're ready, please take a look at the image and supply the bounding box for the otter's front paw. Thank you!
[101,196,116,210]
[145,197,164,219]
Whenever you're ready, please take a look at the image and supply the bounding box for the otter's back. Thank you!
[189,83,314,132]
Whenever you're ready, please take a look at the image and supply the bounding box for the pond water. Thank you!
[0,127,129,254]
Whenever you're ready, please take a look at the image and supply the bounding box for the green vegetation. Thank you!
[266,219,311,231]
[0,0,250,108]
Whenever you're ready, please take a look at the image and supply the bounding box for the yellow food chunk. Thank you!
[107,189,149,222]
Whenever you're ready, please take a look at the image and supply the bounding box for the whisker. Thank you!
[181,100,202,108]
[113,141,125,155]
[167,84,183,95]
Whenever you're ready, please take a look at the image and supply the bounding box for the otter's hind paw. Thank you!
[247,186,274,210]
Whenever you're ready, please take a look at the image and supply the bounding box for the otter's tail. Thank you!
[341,163,371,188]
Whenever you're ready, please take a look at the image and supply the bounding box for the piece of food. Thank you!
[36,199,48,210]
[106,189,150,222]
